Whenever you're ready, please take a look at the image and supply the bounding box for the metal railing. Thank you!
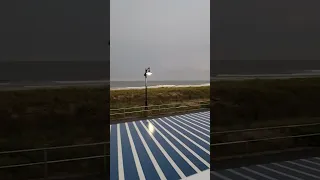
[211,122,320,158]
[0,101,210,179]
[110,100,210,119]
[211,122,320,135]
[0,142,109,179]
[211,132,320,146]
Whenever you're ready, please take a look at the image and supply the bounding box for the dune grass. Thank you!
[211,77,320,157]
[2,77,320,172]
[212,77,320,126]
[110,86,210,120]
[0,85,209,178]
[0,86,109,178]
[110,86,210,108]
[0,85,209,147]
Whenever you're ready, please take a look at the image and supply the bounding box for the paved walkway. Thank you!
[110,111,210,180]
[211,157,320,180]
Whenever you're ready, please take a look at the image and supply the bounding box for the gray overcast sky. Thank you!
[110,0,210,81]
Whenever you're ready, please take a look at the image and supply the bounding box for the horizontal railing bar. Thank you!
[110,104,207,116]
[0,161,45,169]
[48,155,106,164]
[110,100,209,111]
[111,104,203,112]
[31,172,103,180]
[110,105,208,113]
[110,108,202,117]
[211,122,320,134]
[211,132,320,146]
[46,142,109,151]
[212,147,315,161]
[111,107,208,121]
[0,142,109,155]
[0,154,110,169]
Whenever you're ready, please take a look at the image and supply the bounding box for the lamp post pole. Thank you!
[144,67,151,113]
[144,68,148,110]
[145,70,148,111]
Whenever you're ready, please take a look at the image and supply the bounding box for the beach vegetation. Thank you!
[0,85,209,178]
[211,77,320,158]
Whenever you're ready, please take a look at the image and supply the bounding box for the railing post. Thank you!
[245,141,249,155]
[44,148,48,179]
[104,143,107,173]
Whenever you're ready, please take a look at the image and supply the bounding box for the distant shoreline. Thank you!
[211,73,320,81]
[4,73,320,90]
[0,80,209,91]
[110,83,210,90]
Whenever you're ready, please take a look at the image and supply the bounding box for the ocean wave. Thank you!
[110,83,210,90]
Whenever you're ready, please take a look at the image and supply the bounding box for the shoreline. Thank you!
[0,81,209,91]
[110,83,210,90]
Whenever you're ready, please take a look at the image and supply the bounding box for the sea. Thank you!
[3,70,320,90]
[0,80,210,90]
[110,80,210,90]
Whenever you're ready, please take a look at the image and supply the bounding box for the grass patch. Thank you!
[0,85,209,148]
[110,86,209,120]
[110,86,209,108]
[211,77,320,157]
[0,85,209,179]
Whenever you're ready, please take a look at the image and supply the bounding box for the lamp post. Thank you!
[144,67,152,112]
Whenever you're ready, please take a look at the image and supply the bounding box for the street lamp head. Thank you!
[144,67,152,77]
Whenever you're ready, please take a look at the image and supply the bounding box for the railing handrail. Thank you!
[110,104,207,116]
[0,155,109,170]
[110,100,209,111]
[0,141,109,155]
[0,141,110,178]
[211,122,320,135]
[211,132,320,146]
[110,102,209,118]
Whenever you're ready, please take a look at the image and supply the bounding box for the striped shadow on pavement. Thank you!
[110,111,210,180]
[211,157,320,180]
